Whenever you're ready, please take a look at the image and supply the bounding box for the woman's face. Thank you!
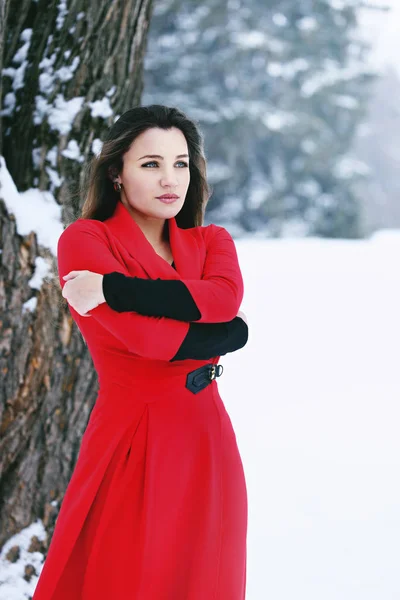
[115,126,190,220]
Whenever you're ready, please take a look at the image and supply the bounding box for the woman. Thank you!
[33,105,249,599]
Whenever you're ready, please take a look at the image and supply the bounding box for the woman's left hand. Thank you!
[62,270,105,317]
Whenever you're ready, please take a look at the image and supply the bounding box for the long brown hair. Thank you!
[80,105,212,228]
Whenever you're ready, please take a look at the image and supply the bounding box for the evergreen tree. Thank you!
[143,0,375,237]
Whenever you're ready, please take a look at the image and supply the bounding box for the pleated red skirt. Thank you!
[32,358,248,599]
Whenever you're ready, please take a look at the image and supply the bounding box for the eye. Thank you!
[142,161,189,168]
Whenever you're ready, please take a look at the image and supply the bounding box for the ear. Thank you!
[108,166,119,182]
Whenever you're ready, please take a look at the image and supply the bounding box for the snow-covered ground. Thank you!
[221,231,400,599]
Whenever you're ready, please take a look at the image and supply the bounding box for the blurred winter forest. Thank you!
[2,1,398,240]
[142,0,399,239]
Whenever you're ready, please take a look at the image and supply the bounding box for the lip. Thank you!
[158,197,178,204]
[156,194,179,199]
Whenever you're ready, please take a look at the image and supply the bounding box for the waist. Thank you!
[93,350,219,389]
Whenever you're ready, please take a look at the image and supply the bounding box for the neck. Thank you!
[120,199,169,247]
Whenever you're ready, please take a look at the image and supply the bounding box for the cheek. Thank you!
[181,170,190,187]
[125,171,150,193]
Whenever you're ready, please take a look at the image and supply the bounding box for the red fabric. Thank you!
[32,200,248,599]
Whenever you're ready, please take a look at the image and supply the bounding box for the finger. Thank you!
[63,271,81,280]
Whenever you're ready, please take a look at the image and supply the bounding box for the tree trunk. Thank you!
[0,0,153,555]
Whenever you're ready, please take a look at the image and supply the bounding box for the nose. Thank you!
[160,165,179,188]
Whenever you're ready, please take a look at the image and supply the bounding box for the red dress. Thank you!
[32,200,248,599]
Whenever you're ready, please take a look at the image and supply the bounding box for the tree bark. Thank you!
[0,0,153,553]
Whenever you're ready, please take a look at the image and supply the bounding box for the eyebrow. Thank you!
[137,154,189,161]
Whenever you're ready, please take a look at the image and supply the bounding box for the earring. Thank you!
[113,181,122,192]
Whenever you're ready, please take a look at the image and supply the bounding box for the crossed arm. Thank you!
[100,270,248,361]
[58,220,248,361]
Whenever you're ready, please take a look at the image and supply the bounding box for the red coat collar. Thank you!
[104,200,203,280]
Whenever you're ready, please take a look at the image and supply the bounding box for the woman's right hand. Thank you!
[236,310,248,326]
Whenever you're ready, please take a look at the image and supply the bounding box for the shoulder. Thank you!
[185,222,233,245]
[57,219,112,265]
[201,224,236,252]
[58,218,107,245]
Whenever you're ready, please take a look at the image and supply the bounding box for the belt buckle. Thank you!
[186,363,224,394]
[209,364,224,380]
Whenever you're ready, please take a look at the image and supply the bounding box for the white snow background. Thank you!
[1,154,400,599]
[223,230,400,599]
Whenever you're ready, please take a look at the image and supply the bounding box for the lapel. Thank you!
[104,200,204,281]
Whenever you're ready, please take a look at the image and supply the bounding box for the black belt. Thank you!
[186,363,224,394]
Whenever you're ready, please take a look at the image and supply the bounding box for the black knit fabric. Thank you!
[170,316,248,362]
[102,269,201,321]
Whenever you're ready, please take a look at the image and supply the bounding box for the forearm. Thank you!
[170,317,248,362]
[102,272,201,321]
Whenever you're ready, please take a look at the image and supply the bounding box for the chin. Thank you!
[125,199,183,220]
[154,202,185,219]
